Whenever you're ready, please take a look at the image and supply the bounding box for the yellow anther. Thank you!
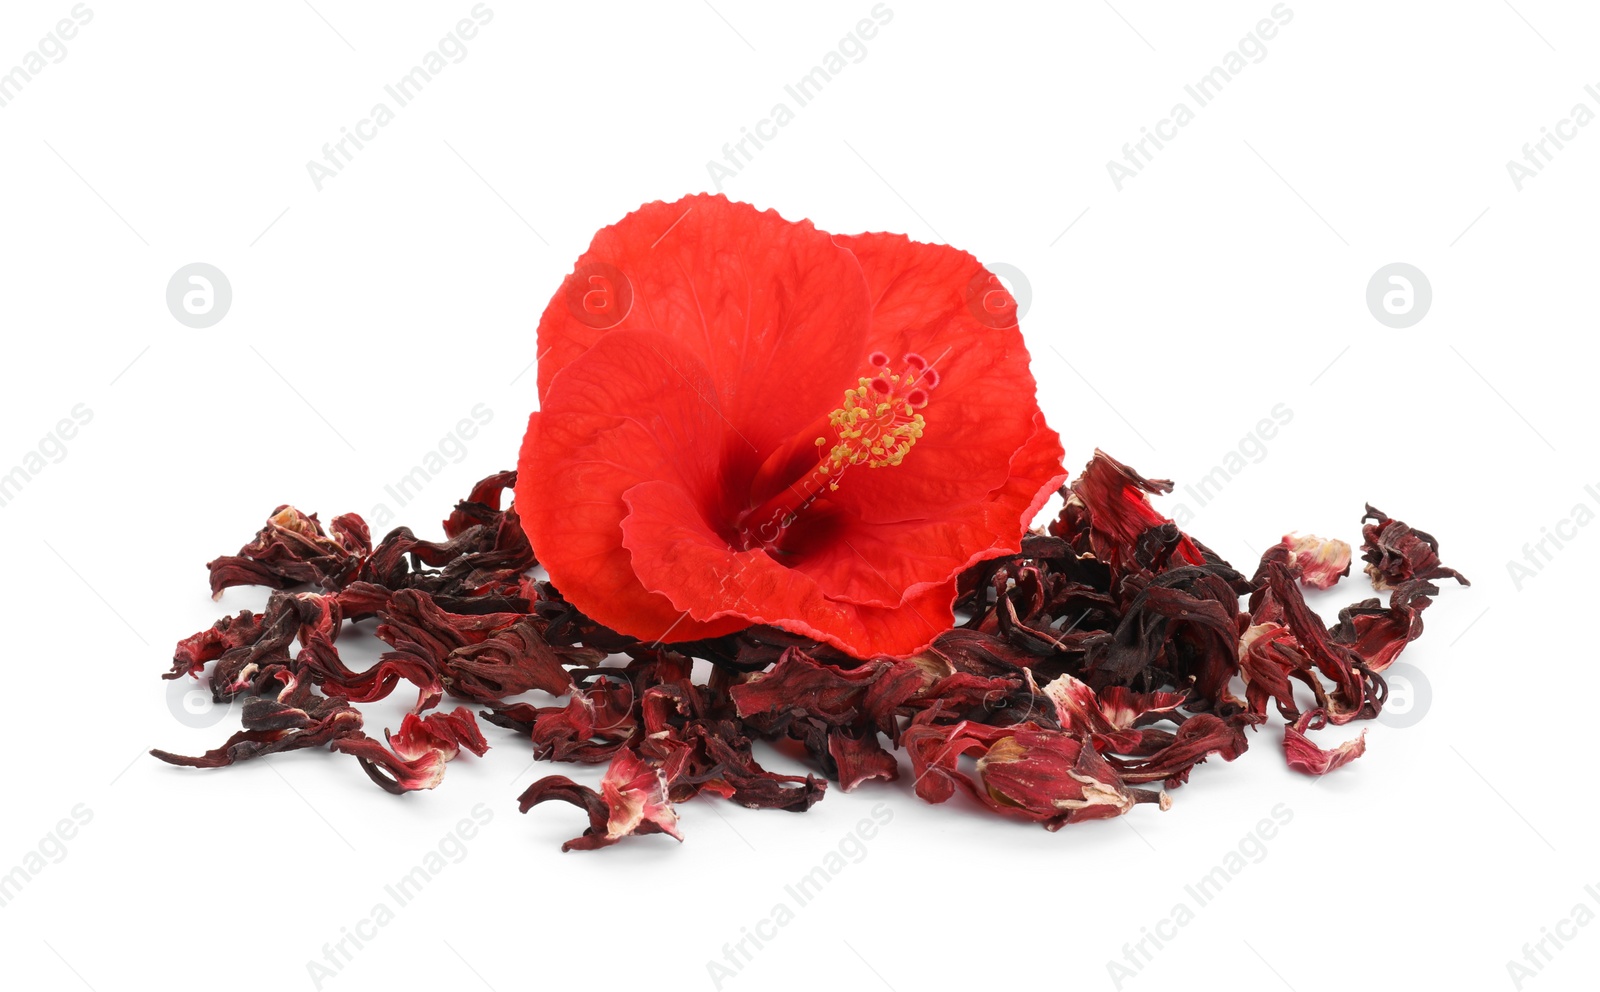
[823,371,927,471]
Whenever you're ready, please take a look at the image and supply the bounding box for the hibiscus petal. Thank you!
[1282,709,1367,776]
[516,330,749,645]
[1281,533,1353,590]
[534,194,872,475]
[828,231,1061,522]
[769,413,1069,609]
[1055,449,1206,570]
[1360,505,1470,591]
[827,730,900,791]
[621,478,956,657]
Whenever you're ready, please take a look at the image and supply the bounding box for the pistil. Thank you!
[736,352,937,552]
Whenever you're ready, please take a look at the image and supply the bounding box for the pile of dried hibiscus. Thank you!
[153,195,1467,850]
[154,454,1465,850]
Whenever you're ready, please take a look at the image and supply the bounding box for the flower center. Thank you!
[735,352,939,553]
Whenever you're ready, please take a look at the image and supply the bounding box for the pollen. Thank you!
[736,353,946,551]
[822,354,939,473]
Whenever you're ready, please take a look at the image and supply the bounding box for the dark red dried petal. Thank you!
[1282,708,1367,775]
[517,749,681,851]
[1328,579,1439,673]
[152,673,363,769]
[1107,713,1255,787]
[1360,505,1470,591]
[207,506,368,597]
[1278,533,1353,590]
[979,728,1166,828]
[827,730,900,791]
[168,609,268,679]
[442,621,583,701]
[1053,449,1205,571]
[165,459,1467,846]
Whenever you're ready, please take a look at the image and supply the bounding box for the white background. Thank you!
[0,2,1592,990]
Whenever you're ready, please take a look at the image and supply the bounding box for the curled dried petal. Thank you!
[1282,708,1367,776]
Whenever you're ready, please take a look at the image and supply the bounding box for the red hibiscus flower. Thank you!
[516,194,1067,658]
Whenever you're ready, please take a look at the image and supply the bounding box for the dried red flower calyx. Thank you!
[1360,505,1469,590]
[902,715,1169,829]
[1043,673,1186,753]
[151,666,362,770]
[517,749,682,852]
[1282,708,1367,776]
[979,729,1169,826]
[207,506,370,598]
[1055,448,1207,572]
[333,707,490,795]
[1327,579,1439,673]
[1254,532,1352,591]
[162,442,1467,845]
[152,484,544,792]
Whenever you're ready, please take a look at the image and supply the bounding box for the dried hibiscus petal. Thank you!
[1105,712,1256,788]
[332,707,490,794]
[1053,449,1205,571]
[1279,533,1353,590]
[440,618,583,701]
[207,506,369,598]
[168,609,268,679]
[1360,505,1470,590]
[486,677,639,763]
[825,729,900,791]
[1328,579,1438,673]
[1282,708,1367,776]
[978,728,1167,828]
[518,748,682,851]
[151,671,363,769]
[1043,673,1186,743]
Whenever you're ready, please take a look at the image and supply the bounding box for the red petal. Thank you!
[1360,506,1469,591]
[828,731,900,791]
[1056,450,1206,569]
[1043,673,1186,736]
[515,331,748,645]
[828,231,1060,522]
[534,194,871,471]
[621,477,956,657]
[1281,533,1353,590]
[1282,709,1367,776]
[600,748,683,842]
[739,413,1067,610]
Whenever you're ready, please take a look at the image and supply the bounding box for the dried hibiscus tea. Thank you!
[154,194,1469,851]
